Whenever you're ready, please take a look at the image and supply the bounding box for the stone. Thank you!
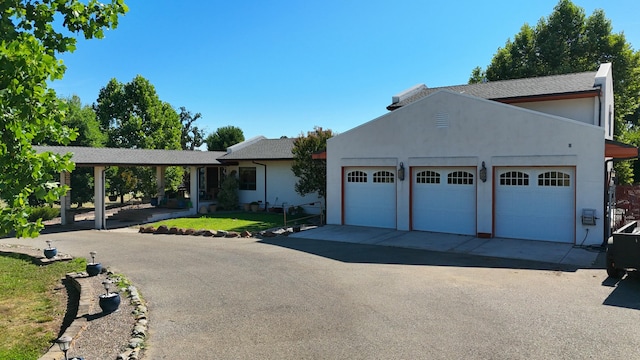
[133,325,147,337]
[155,225,169,234]
[215,230,227,237]
[225,231,240,238]
[117,350,132,360]
[261,231,276,238]
[184,228,195,235]
[139,226,155,233]
[129,337,144,348]
[168,227,178,234]
[202,230,214,237]
[241,230,252,238]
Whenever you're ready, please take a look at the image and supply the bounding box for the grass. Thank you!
[0,254,86,360]
[149,211,310,233]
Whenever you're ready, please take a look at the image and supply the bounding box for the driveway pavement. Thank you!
[289,225,605,269]
[3,226,638,359]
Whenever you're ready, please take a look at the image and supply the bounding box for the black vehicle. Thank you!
[607,221,640,278]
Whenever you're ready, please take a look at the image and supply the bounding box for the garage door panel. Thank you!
[344,168,396,228]
[412,167,476,235]
[495,167,574,243]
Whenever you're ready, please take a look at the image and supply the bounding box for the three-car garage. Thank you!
[341,164,576,243]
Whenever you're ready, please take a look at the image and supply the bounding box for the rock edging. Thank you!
[138,224,316,238]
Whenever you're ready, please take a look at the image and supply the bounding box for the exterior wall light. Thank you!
[479,161,487,183]
[398,162,405,181]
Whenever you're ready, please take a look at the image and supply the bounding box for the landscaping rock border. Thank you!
[138,225,316,238]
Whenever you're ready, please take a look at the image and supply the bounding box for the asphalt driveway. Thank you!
[3,228,640,359]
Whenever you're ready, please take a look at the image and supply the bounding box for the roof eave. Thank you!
[495,90,600,104]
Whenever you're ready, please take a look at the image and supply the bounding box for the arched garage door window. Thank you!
[538,171,570,186]
[416,170,440,184]
[448,171,474,185]
[500,171,529,186]
[347,170,367,183]
[373,170,395,183]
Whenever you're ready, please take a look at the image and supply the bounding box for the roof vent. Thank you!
[391,84,427,104]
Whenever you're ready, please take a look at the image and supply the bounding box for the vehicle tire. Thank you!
[606,257,625,279]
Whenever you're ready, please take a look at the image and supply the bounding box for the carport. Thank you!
[35,146,226,229]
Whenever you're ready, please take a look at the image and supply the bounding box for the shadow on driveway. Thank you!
[259,237,582,272]
[602,271,640,310]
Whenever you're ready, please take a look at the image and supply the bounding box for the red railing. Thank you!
[614,185,640,231]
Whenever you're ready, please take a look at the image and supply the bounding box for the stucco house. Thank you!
[35,136,322,229]
[326,63,636,246]
[215,136,323,214]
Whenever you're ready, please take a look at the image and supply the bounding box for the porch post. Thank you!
[156,166,166,203]
[59,171,72,225]
[190,166,198,215]
[94,166,106,230]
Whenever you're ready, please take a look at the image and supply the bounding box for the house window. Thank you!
[500,171,529,186]
[373,171,394,183]
[538,171,570,187]
[416,170,440,184]
[239,167,256,190]
[448,171,474,185]
[347,170,367,183]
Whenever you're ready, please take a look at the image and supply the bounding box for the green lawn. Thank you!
[0,254,86,360]
[149,211,309,233]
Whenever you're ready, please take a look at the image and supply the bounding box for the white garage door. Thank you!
[412,167,476,235]
[343,167,396,228]
[494,167,574,243]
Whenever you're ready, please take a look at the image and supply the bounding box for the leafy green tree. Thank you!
[34,95,105,207]
[94,75,183,201]
[469,0,640,183]
[291,126,334,200]
[95,75,181,150]
[0,0,127,237]
[179,107,205,151]
[205,126,245,151]
[63,95,105,205]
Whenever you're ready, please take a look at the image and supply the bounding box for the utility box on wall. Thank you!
[581,208,597,226]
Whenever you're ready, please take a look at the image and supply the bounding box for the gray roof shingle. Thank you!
[387,71,598,110]
[219,138,295,161]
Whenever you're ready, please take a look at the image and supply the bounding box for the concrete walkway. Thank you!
[289,225,605,268]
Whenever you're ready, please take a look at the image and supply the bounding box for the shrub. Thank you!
[217,172,239,210]
[28,206,60,222]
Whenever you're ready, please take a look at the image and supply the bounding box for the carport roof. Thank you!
[387,70,599,110]
[34,146,226,167]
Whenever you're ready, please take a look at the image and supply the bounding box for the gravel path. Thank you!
[70,272,137,360]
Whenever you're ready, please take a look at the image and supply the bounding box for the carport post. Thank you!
[190,166,198,215]
[59,171,71,225]
[94,166,106,230]
[156,166,166,203]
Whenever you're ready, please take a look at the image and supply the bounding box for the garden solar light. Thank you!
[56,335,71,360]
[102,280,112,295]
[90,251,97,263]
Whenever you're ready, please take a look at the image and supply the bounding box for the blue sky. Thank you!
[51,0,640,141]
